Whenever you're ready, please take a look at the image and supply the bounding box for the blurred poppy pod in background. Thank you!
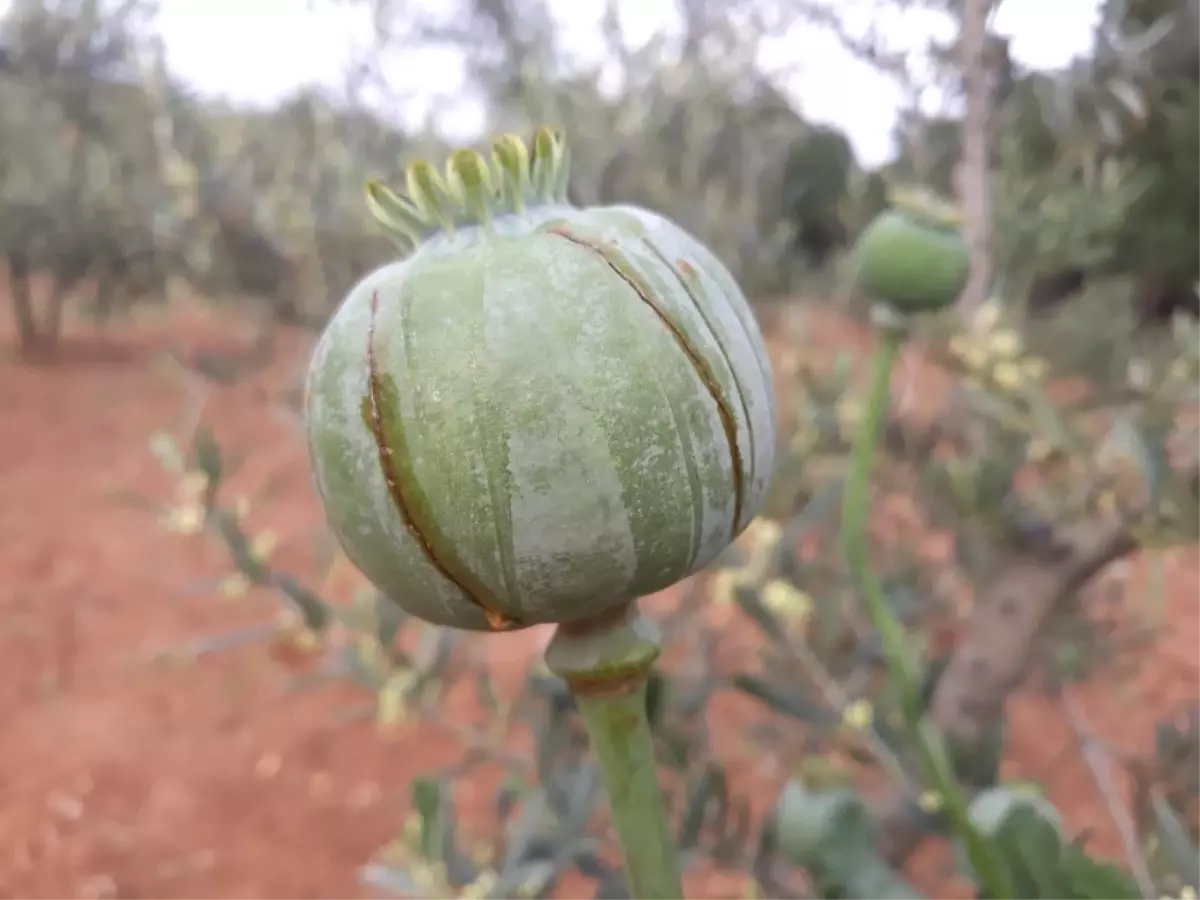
[852,187,971,314]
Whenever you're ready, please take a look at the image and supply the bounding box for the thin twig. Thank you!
[139,620,285,664]
[787,630,920,793]
[1059,688,1156,899]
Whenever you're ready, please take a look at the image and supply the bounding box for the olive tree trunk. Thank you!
[954,0,997,321]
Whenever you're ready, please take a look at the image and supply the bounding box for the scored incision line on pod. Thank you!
[361,289,521,632]
[650,248,757,524]
[547,226,746,538]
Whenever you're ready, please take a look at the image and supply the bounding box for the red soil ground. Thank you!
[1,296,1196,899]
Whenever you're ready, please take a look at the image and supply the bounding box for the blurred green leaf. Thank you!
[774,778,870,869]
[728,673,834,726]
[1061,846,1142,899]
[412,776,446,859]
[643,671,668,733]
[732,584,788,644]
[1151,792,1200,890]
[773,778,923,899]
[408,776,477,888]
[677,762,730,852]
[1099,412,1171,510]
[374,593,406,648]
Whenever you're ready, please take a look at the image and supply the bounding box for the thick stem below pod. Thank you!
[544,602,683,900]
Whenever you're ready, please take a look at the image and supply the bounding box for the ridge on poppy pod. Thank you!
[888,184,963,232]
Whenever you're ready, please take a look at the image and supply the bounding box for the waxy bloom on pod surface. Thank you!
[304,129,777,632]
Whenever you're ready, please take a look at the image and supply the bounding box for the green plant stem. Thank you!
[545,603,683,900]
[842,304,1015,900]
[841,318,920,716]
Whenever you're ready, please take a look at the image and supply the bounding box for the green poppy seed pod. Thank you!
[304,128,777,633]
[852,186,971,314]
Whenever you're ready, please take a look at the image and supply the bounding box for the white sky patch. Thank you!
[2,0,1102,167]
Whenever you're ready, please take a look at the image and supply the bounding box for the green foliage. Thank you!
[773,780,921,898]
[961,787,1143,898]
[0,1,435,347]
[779,126,856,269]
[992,152,1154,276]
[1114,79,1199,274]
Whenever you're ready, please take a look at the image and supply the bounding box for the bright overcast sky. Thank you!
[71,0,1106,167]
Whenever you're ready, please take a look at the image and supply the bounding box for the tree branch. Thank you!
[875,516,1140,863]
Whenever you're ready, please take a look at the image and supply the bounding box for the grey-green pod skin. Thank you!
[852,209,971,314]
[303,196,776,632]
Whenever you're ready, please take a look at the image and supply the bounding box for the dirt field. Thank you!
[2,297,1196,899]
